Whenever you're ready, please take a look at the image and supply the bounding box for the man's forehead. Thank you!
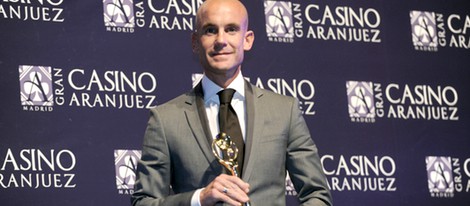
[195,0,248,28]
[199,0,246,14]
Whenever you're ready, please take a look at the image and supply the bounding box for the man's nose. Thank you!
[214,31,227,50]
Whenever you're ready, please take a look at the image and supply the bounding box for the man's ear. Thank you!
[191,32,199,53]
[243,30,255,51]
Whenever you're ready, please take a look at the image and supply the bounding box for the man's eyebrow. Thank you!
[225,23,241,29]
[200,23,216,30]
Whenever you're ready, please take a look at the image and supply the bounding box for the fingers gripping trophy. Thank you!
[212,132,251,206]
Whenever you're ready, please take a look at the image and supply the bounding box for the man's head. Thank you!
[192,0,254,86]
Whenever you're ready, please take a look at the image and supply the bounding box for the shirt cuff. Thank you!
[190,188,204,206]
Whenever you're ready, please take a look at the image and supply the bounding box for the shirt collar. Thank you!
[202,71,245,103]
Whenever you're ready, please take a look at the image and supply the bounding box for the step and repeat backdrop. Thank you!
[1,0,469,205]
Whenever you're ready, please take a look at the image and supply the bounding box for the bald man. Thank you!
[131,0,332,205]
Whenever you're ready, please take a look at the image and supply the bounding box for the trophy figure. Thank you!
[212,132,250,206]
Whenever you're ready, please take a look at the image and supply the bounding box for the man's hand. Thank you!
[200,174,250,206]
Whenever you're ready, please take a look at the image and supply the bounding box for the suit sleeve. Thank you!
[285,99,333,206]
[131,108,194,206]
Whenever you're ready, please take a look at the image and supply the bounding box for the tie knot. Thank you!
[218,89,236,104]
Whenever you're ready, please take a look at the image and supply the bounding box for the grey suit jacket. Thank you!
[131,81,332,206]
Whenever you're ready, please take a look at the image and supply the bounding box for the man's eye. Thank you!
[204,28,217,35]
[226,27,238,33]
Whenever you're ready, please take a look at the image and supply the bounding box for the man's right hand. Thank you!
[199,174,250,206]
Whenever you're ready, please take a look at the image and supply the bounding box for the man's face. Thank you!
[192,0,254,78]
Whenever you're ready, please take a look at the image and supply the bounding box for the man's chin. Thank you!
[205,65,239,75]
[208,64,233,72]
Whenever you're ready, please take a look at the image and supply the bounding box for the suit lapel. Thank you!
[242,81,264,181]
[184,83,221,170]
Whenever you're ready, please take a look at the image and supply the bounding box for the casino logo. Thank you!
[345,80,459,123]
[18,64,158,111]
[19,65,54,111]
[426,156,454,197]
[0,0,65,22]
[263,2,382,44]
[264,0,295,43]
[103,0,202,33]
[346,81,376,123]
[115,149,141,195]
[425,156,470,198]
[410,10,470,51]
[321,154,397,192]
[410,11,439,52]
[103,0,135,33]
[0,148,77,189]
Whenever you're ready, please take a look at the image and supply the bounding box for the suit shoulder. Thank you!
[253,85,297,103]
[150,91,194,113]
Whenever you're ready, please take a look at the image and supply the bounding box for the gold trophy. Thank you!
[212,132,250,206]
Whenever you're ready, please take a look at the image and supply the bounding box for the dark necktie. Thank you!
[218,89,244,176]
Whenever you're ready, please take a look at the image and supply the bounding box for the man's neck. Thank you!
[205,67,241,88]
